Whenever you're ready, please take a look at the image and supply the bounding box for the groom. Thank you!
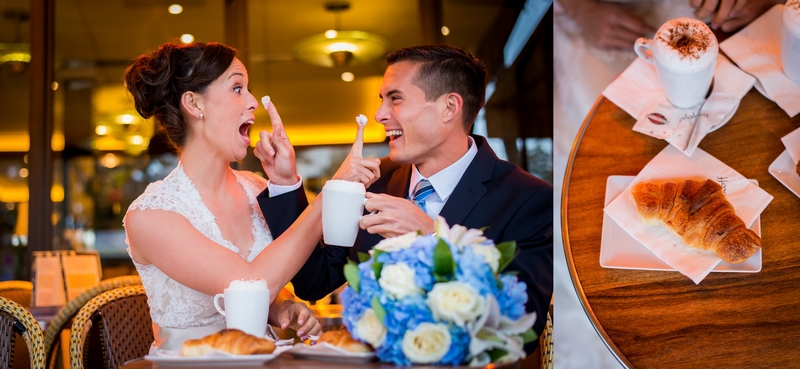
[259,45,552,354]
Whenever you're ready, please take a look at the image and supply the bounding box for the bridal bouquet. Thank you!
[339,217,537,366]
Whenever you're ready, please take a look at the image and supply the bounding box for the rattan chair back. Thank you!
[540,311,554,369]
[0,296,45,369]
[68,285,152,369]
[0,281,33,310]
[44,276,141,369]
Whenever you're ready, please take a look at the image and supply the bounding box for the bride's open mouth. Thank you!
[386,130,403,141]
[239,120,253,144]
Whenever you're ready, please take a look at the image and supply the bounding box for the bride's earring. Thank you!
[199,112,204,119]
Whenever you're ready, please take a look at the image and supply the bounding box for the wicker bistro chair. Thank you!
[68,285,153,369]
[0,281,34,310]
[540,312,554,369]
[44,276,141,369]
[0,297,46,369]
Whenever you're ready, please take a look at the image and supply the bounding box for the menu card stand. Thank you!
[32,250,102,307]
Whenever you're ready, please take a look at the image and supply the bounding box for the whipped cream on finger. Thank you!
[261,96,270,109]
[356,114,367,126]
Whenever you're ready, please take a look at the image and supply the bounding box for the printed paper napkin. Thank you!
[603,55,755,156]
[720,4,800,117]
[604,145,773,284]
[781,127,800,163]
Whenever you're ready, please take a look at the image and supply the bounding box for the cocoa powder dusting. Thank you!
[657,20,711,61]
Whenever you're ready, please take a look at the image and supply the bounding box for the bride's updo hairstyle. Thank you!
[124,41,237,151]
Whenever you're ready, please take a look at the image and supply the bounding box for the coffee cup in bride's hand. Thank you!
[781,0,800,84]
[634,18,719,109]
[213,279,271,337]
[322,180,367,246]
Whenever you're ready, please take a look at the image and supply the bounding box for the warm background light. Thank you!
[324,30,337,39]
[441,26,450,36]
[341,72,354,82]
[168,4,183,14]
[180,34,194,43]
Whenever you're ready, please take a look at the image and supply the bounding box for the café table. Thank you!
[562,89,800,368]
[120,354,529,368]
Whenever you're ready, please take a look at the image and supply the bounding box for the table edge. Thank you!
[561,95,634,369]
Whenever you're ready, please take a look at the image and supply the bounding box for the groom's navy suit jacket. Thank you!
[258,135,553,352]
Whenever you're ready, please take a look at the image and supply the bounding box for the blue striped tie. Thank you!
[412,179,434,213]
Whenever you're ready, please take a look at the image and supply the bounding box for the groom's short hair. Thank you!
[386,45,487,132]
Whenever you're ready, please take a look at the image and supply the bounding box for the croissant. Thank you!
[180,329,276,356]
[630,179,761,263]
[317,329,372,353]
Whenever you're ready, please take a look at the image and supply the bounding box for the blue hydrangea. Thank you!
[497,274,529,320]
[454,246,500,297]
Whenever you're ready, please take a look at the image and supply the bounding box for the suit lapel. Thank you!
[387,164,412,199]
[439,135,495,226]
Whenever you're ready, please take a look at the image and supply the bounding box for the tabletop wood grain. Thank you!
[562,90,800,369]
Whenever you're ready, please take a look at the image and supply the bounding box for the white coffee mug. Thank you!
[634,18,718,109]
[781,2,800,83]
[213,279,271,337]
[322,179,366,246]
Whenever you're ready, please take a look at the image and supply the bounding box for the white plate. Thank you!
[144,345,291,366]
[769,150,800,198]
[600,176,762,272]
[289,342,376,362]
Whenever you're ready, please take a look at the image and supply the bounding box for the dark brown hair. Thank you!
[124,41,237,150]
[386,45,487,132]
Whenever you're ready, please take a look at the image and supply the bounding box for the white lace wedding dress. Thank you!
[123,163,274,353]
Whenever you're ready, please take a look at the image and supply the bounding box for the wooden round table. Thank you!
[562,89,800,368]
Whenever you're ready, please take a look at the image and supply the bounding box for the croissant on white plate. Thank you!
[630,179,761,264]
[180,329,276,356]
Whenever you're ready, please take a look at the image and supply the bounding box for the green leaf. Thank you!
[521,328,538,344]
[372,249,385,261]
[371,261,384,280]
[357,252,371,263]
[344,260,360,293]
[371,296,386,322]
[487,348,508,362]
[433,239,455,278]
[496,241,518,272]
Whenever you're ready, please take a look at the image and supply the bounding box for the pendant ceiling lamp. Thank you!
[292,2,387,68]
[0,9,31,74]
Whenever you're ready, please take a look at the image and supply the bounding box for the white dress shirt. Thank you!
[409,136,479,219]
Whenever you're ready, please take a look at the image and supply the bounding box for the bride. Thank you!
[122,41,379,353]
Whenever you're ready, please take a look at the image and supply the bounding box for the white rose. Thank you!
[401,322,451,364]
[378,262,420,298]
[471,245,500,272]
[374,231,418,252]
[354,308,386,347]
[426,281,485,326]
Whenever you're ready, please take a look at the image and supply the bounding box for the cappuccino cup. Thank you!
[213,279,271,337]
[322,180,366,246]
[781,0,800,83]
[634,18,718,108]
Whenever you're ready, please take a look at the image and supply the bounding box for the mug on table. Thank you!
[781,0,800,83]
[213,279,271,337]
[634,17,718,109]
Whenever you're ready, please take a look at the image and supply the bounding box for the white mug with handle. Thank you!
[213,279,271,337]
[781,1,800,83]
[634,17,718,109]
[322,179,367,246]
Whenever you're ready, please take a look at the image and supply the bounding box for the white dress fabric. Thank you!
[123,163,273,351]
[553,2,695,368]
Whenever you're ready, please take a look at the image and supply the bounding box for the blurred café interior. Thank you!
[0,0,551,303]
